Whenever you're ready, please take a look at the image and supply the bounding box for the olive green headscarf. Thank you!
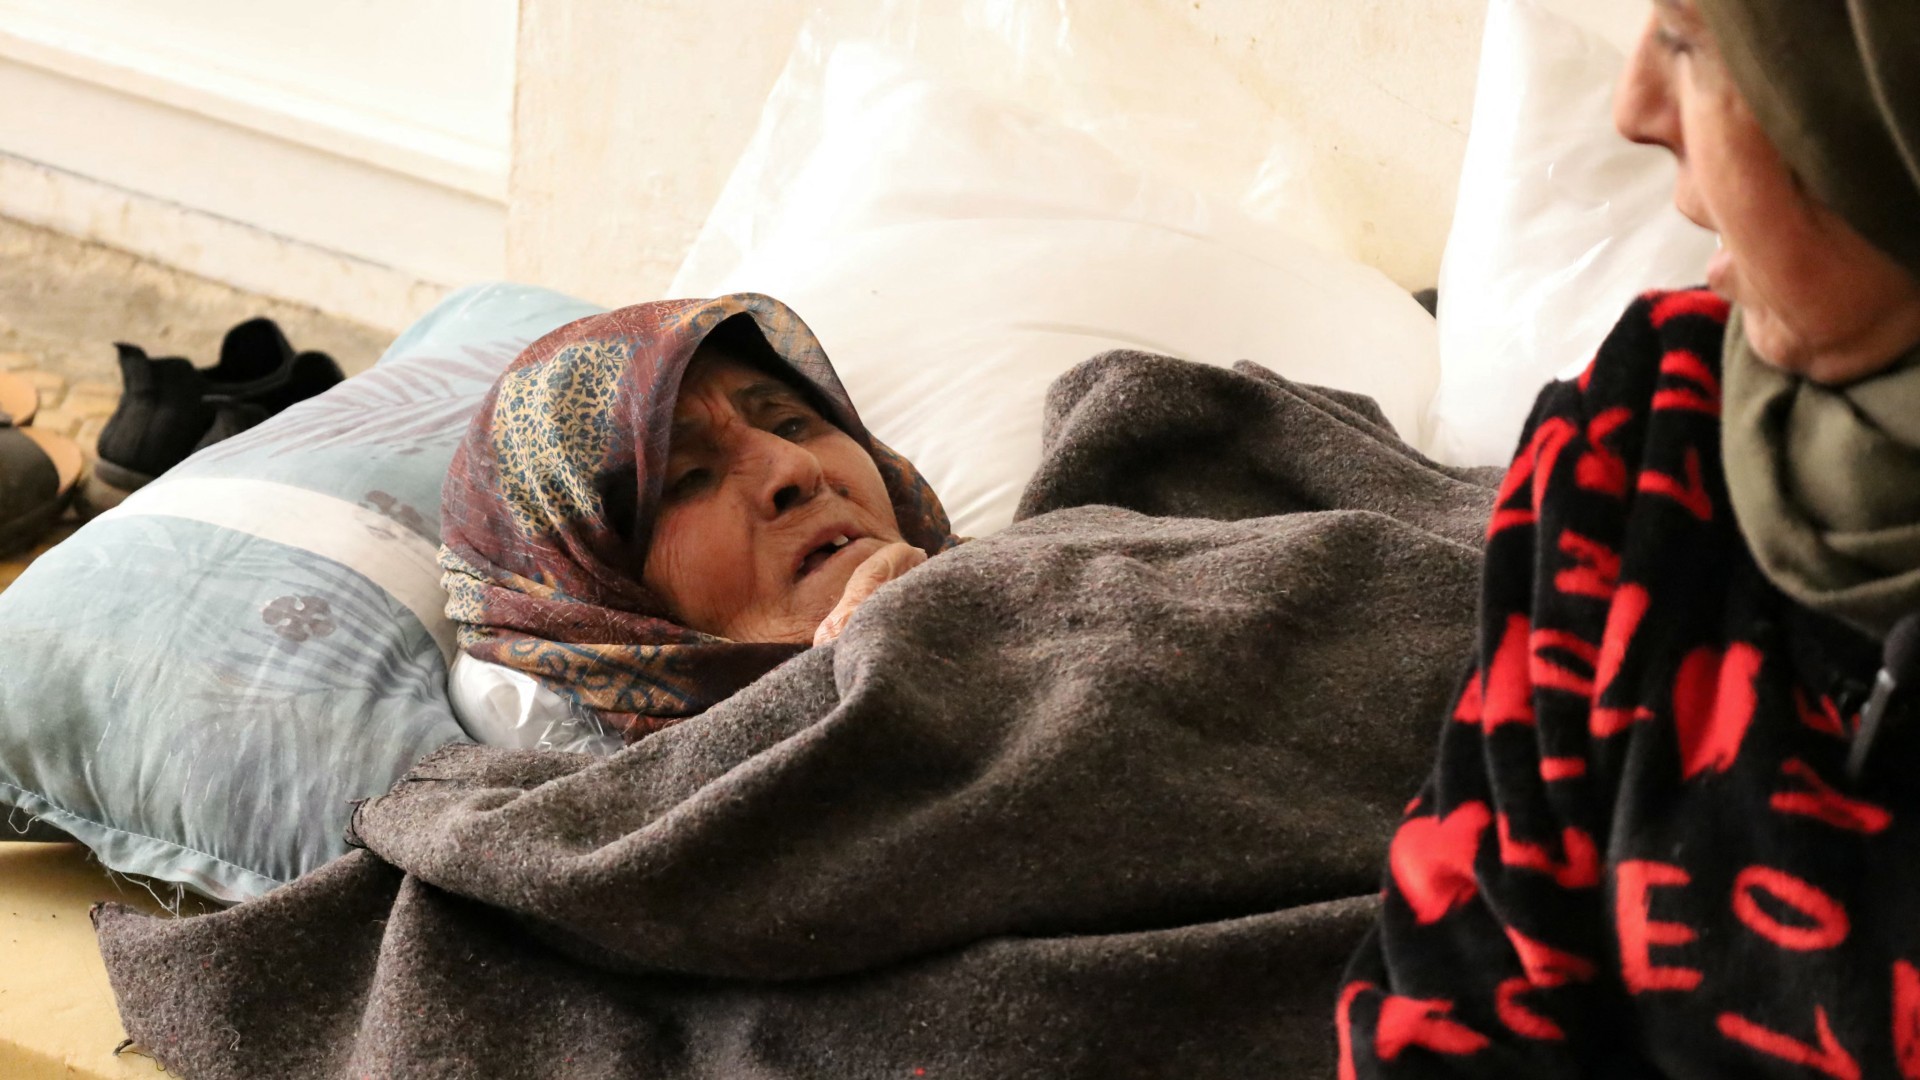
[1696,0,1920,279]
[1703,0,1920,638]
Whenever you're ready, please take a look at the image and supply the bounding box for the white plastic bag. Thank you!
[673,0,1353,294]
[1428,0,1718,467]
[673,4,1443,536]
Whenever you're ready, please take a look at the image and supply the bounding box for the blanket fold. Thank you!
[95,351,1497,1079]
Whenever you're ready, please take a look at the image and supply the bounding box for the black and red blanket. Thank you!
[1342,290,1916,1079]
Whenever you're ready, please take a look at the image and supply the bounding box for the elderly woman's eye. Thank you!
[773,416,810,440]
[666,468,710,499]
[1654,26,1693,56]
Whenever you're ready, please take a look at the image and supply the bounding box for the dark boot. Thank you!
[91,344,215,497]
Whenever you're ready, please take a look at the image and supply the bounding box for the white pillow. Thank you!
[673,45,1441,536]
[1427,0,1719,468]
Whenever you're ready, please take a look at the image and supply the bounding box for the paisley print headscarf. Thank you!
[440,294,956,740]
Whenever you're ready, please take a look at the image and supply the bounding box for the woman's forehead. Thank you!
[1655,0,1706,27]
[671,352,806,433]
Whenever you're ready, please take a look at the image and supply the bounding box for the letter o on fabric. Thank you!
[1732,866,1849,951]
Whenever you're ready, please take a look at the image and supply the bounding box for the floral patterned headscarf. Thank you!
[439,294,956,740]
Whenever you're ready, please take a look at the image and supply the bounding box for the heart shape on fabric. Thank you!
[1672,642,1763,780]
[1390,801,1493,925]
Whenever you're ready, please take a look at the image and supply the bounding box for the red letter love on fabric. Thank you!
[1496,978,1564,1041]
[1771,759,1892,835]
[1555,530,1622,599]
[1652,349,1721,416]
[1794,689,1852,740]
[1390,802,1493,925]
[1336,981,1371,1080]
[1895,962,1920,1079]
[1505,925,1598,986]
[1486,615,1537,728]
[1718,1008,1860,1080]
[1490,419,1578,538]
[1494,926,1598,1041]
[1540,756,1588,782]
[1638,448,1714,522]
[1575,408,1634,497]
[1615,860,1703,994]
[1376,996,1491,1062]
[1456,616,1536,729]
[1590,584,1653,738]
[1530,628,1598,696]
[1671,642,1762,779]
[1732,866,1849,951]
[1497,815,1601,889]
[1650,289,1731,328]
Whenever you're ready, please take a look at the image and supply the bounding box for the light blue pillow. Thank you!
[0,283,606,900]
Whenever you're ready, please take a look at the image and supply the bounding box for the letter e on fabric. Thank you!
[1616,860,1703,994]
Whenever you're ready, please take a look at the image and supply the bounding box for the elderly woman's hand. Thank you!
[813,542,928,646]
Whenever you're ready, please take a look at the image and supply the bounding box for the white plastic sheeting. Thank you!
[1428,0,1717,466]
[672,3,1442,535]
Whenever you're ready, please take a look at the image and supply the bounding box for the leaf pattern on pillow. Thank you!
[193,346,525,465]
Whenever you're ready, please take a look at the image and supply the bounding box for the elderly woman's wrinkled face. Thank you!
[1615,0,1920,383]
[641,350,906,644]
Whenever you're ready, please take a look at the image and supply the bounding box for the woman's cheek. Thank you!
[649,510,742,629]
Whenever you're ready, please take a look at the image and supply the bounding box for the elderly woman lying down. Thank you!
[437,296,959,743]
[95,286,1507,1077]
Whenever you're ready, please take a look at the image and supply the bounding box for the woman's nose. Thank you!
[751,431,825,518]
[1614,18,1683,153]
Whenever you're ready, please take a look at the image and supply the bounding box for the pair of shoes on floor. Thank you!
[86,318,343,512]
[0,371,84,560]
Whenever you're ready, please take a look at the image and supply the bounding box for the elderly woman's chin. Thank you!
[1722,249,1920,385]
[704,533,894,645]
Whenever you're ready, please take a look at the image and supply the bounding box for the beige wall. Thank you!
[505,0,1645,302]
[509,0,818,306]
[0,0,517,329]
[509,0,1513,303]
[1,0,1649,323]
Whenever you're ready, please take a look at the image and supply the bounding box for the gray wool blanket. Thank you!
[94,353,1500,1079]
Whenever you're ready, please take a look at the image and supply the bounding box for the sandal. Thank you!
[0,418,83,559]
[0,372,37,428]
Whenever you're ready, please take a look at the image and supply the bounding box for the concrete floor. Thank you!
[1,217,394,591]
[0,216,391,386]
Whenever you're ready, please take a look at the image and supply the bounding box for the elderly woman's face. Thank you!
[1615,0,1920,383]
[641,350,906,644]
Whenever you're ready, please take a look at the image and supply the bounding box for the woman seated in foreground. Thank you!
[1341,0,1920,1075]
[438,295,958,742]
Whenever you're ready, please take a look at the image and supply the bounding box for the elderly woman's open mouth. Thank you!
[795,527,862,579]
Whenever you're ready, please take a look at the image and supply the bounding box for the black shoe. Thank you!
[198,318,343,415]
[192,351,344,453]
[247,349,344,416]
[92,345,216,495]
[191,399,272,455]
[90,319,344,503]
[201,316,298,399]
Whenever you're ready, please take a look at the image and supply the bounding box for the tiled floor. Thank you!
[1,356,117,593]
[0,217,392,595]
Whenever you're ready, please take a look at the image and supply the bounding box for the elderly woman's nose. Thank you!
[751,431,825,516]
[1615,20,1683,152]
